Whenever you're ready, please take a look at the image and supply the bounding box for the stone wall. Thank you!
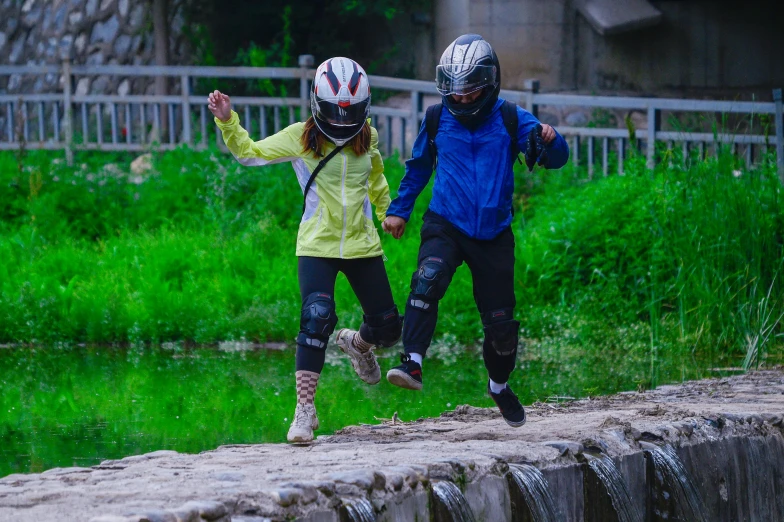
[0,0,190,95]
[0,370,783,521]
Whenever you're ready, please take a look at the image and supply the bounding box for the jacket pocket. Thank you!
[363,216,378,243]
[302,207,324,242]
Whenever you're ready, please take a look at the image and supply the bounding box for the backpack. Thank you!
[424,100,522,170]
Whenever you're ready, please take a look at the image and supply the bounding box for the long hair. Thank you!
[300,117,371,158]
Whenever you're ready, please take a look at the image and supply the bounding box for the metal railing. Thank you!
[1,57,782,180]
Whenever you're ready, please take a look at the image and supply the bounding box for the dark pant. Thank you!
[296,256,397,374]
[403,211,518,383]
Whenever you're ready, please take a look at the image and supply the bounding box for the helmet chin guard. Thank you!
[310,57,371,145]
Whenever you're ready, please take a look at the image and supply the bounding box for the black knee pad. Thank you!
[482,308,519,356]
[361,306,403,347]
[409,256,451,310]
[297,292,338,350]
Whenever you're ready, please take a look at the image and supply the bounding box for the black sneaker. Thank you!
[386,353,423,391]
[488,382,526,427]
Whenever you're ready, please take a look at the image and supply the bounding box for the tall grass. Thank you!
[517,146,784,373]
[1,145,782,375]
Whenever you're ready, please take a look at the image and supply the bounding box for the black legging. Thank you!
[296,256,396,373]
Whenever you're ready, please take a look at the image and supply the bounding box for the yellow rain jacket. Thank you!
[216,111,390,259]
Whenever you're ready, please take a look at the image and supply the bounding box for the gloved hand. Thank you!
[524,124,548,172]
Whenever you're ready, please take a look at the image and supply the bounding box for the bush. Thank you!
[1,146,782,370]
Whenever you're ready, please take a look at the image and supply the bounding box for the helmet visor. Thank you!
[312,96,370,126]
[436,64,497,96]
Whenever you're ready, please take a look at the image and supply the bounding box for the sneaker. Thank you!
[336,329,381,385]
[386,353,423,391]
[287,403,319,443]
[488,382,526,427]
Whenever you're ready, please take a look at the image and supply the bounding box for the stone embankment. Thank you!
[0,0,189,95]
[1,370,783,521]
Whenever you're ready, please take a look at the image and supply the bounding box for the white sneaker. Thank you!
[287,404,319,443]
[336,329,381,385]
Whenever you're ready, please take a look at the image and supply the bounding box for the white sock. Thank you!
[489,379,507,394]
[408,352,423,366]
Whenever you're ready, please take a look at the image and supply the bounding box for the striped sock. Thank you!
[295,370,320,406]
[351,331,374,353]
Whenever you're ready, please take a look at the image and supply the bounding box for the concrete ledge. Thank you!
[0,370,783,521]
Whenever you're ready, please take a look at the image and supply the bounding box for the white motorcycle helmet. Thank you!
[310,57,371,146]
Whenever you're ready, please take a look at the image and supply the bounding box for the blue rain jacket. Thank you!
[387,98,569,240]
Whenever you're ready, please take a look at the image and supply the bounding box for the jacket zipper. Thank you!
[339,151,348,259]
[471,129,478,235]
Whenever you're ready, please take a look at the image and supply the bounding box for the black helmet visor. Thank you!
[312,96,370,126]
[436,64,497,96]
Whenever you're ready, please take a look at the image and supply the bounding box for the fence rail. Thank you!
[0,58,782,180]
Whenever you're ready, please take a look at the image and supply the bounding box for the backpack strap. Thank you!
[424,103,443,171]
[425,101,521,168]
[302,144,345,214]
[501,100,522,164]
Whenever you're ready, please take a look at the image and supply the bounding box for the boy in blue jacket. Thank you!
[382,34,569,427]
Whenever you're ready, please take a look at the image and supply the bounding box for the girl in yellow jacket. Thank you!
[208,57,402,443]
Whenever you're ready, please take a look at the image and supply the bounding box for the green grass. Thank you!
[1,144,783,476]
[1,145,783,370]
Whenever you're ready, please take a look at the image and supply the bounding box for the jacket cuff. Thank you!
[214,110,239,129]
[386,212,409,222]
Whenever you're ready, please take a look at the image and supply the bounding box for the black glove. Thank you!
[524,124,548,172]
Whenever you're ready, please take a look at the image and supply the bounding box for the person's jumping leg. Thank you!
[465,227,525,427]
[336,256,401,385]
[387,212,462,390]
[288,257,339,442]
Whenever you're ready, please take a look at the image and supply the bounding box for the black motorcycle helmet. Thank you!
[436,34,501,128]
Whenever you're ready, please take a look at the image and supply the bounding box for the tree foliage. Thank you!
[184,0,430,76]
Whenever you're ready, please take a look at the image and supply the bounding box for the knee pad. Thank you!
[297,292,338,350]
[482,308,519,356]
[409,256,451,310]
[361,306,403,347]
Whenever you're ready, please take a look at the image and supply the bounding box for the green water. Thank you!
[0,344,725,478]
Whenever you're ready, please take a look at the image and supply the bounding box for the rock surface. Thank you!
[0,369,782,521]
[0,0,190,95]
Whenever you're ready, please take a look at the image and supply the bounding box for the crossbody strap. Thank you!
[302,144,345,214]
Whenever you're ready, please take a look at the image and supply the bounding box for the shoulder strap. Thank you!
[425,103,442,171]
[302,144,345,214]
[424,101,519,168]
[501,100,522,164]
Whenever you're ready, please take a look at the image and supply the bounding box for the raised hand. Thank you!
[207,90,232,122]
[382,216,406,240]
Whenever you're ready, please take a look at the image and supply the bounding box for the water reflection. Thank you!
[0,345,721,477]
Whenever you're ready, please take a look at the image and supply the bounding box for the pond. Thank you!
[0,343,731,477]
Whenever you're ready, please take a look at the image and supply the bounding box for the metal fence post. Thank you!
[62,58,74,166]
[774,88,783,183]
[646,105,658,170]
[298,54,314,121]
[524,78,540,118]
[181,74,192,145]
